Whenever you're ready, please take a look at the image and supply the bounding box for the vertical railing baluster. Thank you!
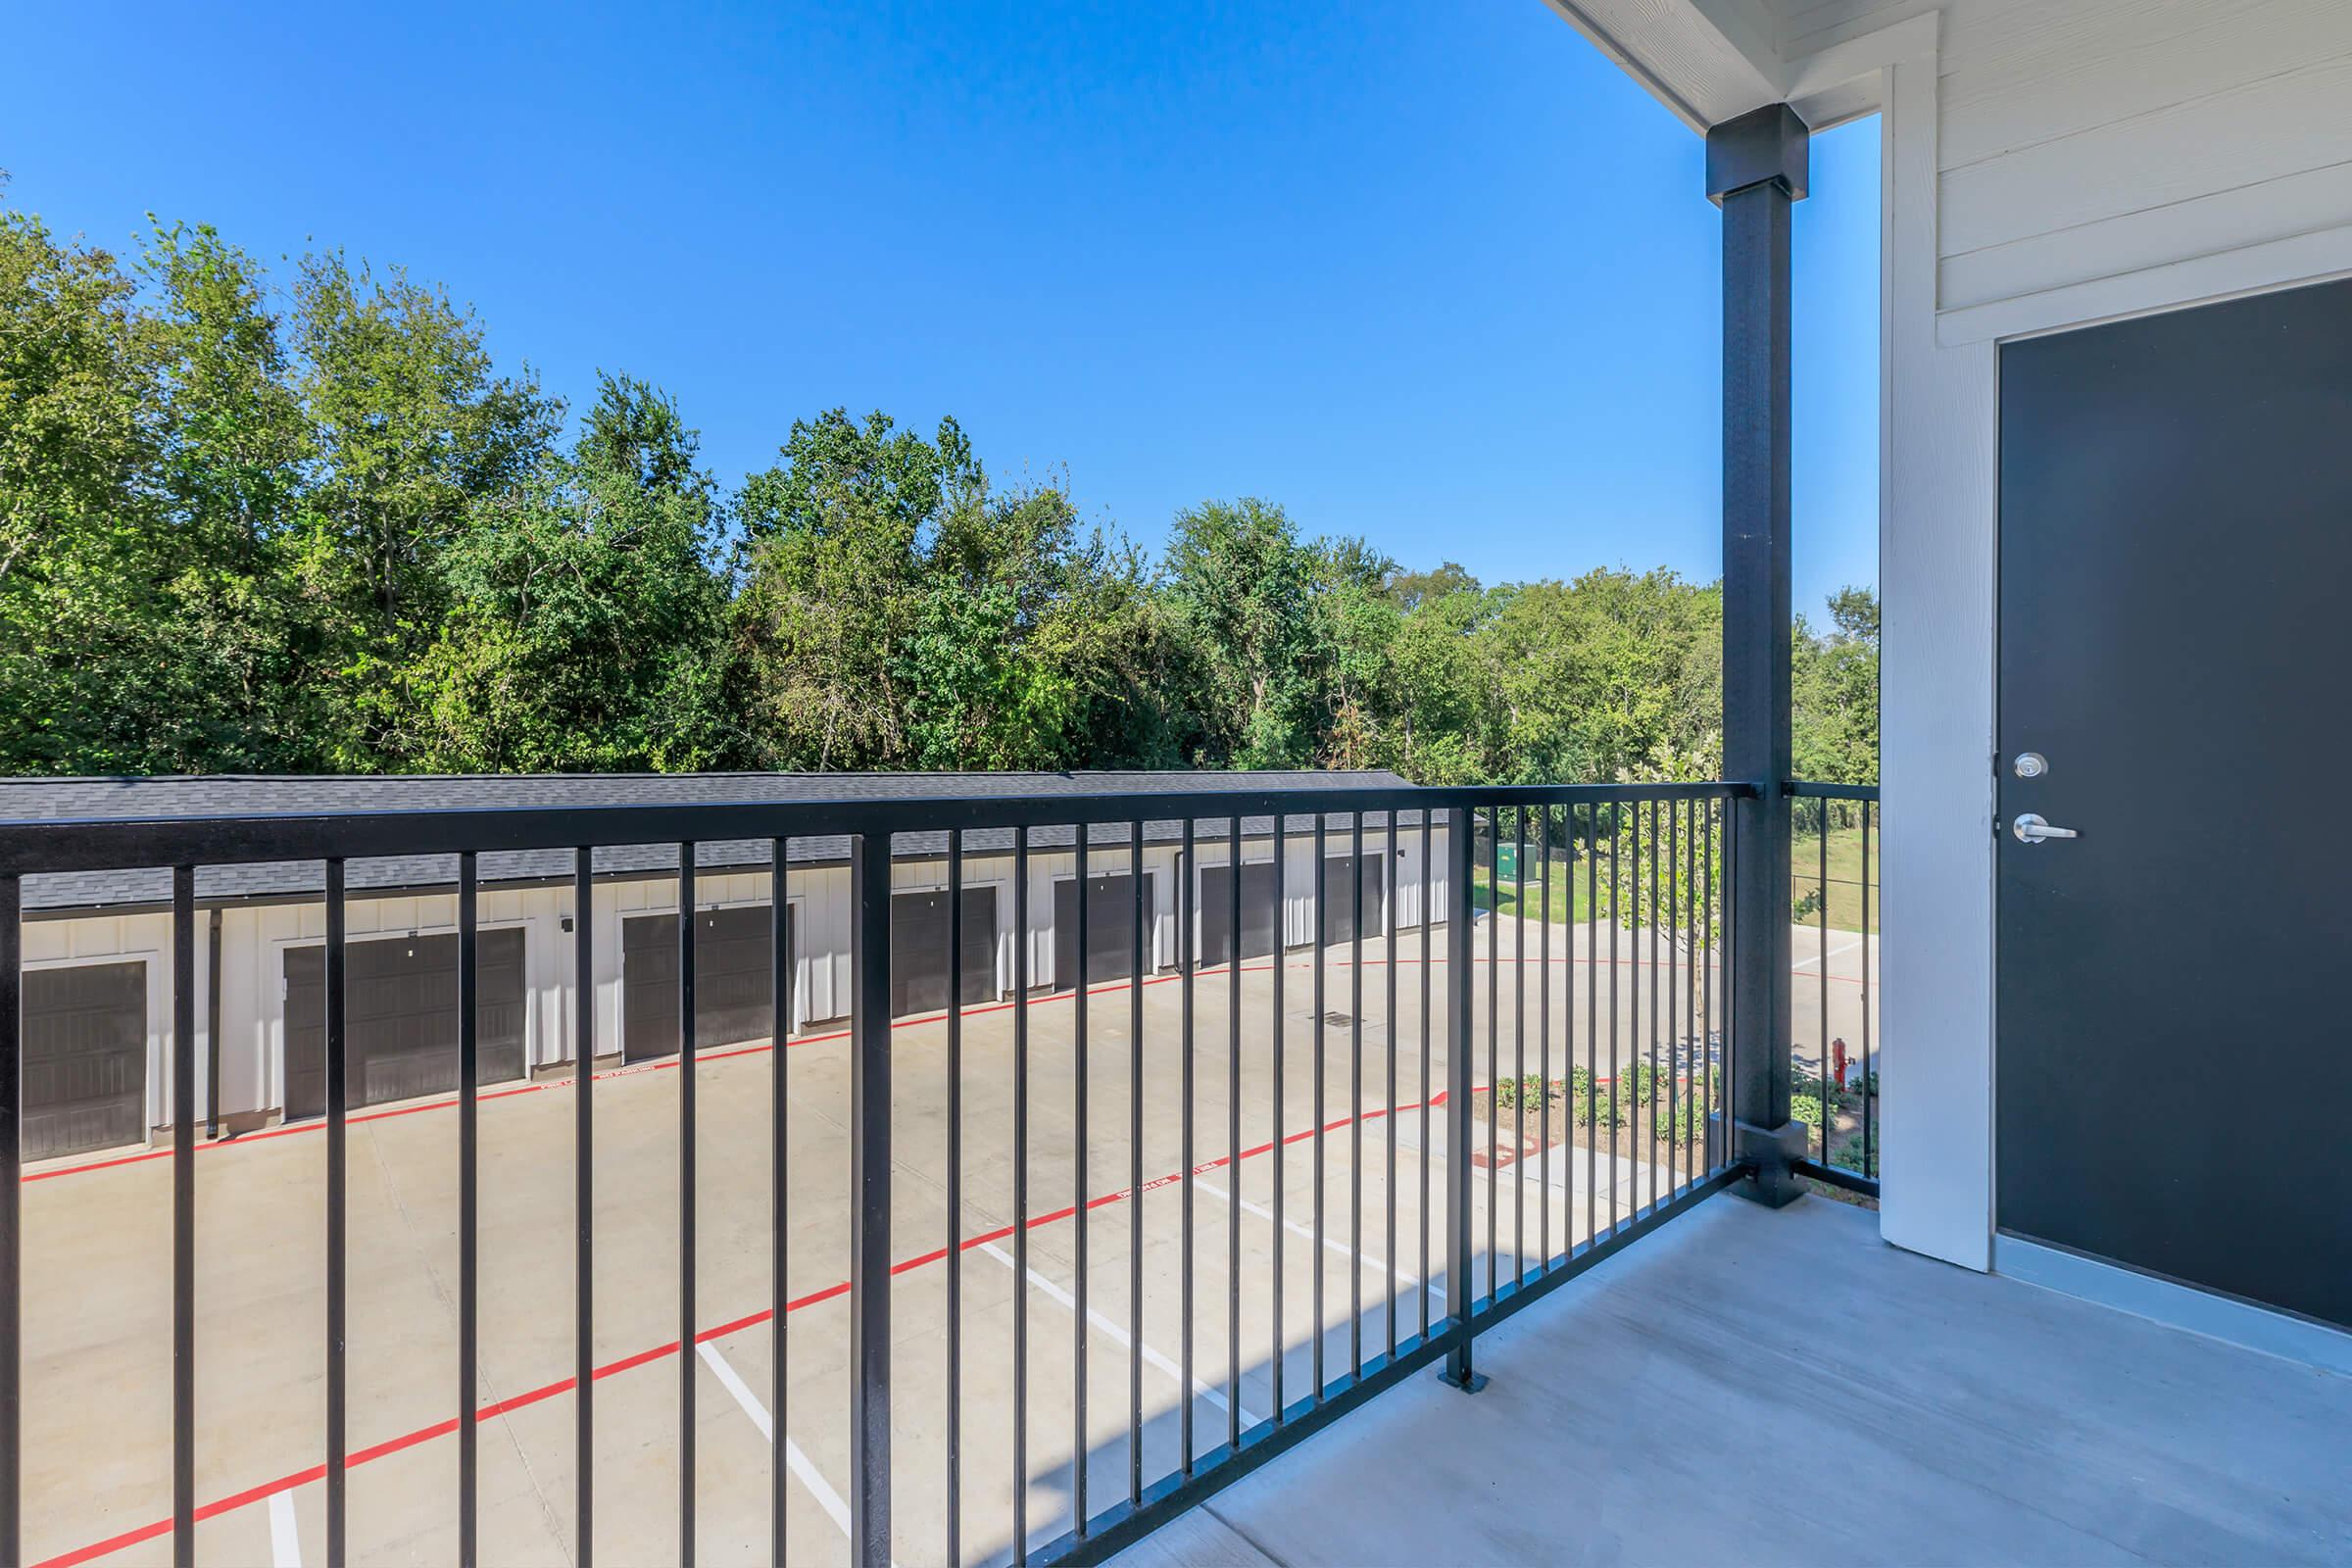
[1310,814,1325,1402]
[1417,811,1431,1341]
[1642,800,1656,1217]
[1440,808,1481,1393]
[172,864,195,1568]
[1012,826,1030,1557]
[1667,801,1680,1201]
[1178,816,1195,1470]
[459,853,479,1568]
[780,832,800,1560]
[1485,809,1497,1298]
[1862,802,1874,1180]
[945,832,961,1568]
[1511,806,1525,1290]
[1820,803,1833,1166]
[1539,805,1551,1268]
[574,848,594,1568]
[676,845,697,1567]
[1269,815,1286,1420]
[1384,812,1398,1355]
[1225,814,1241,1446]
[1584,808,1596,1246]
[1608,802,1621,1237]
[1687,801,1700,1180]
[1348,810,1363,1379]
[1126,818,1145,1500]
[1073,827,1090,1535]
[1703,807,1717,1171]
[1727,797,1742,1184]
[0,871,18,1568]
[324,858,347,1567]
[848,832,893,1568]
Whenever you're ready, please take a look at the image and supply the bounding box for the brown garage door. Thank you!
[284,930,527,1119]
[24,960,147,1161]
[622,905,787,1062]
[890,888,999,1017]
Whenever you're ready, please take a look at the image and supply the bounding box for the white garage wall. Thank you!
[26,816,1454,1140]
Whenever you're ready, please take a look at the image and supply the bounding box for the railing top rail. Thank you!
[0,779,1753,877]
[1785,779,1879,802]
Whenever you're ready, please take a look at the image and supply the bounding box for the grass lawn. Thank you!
[1461,819,1879,935]
[1471,854,1595,924]
[1792,816,1881,934]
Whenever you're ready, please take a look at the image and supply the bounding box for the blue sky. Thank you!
[3,0,1878,614]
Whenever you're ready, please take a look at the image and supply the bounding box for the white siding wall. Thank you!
[1773,0,2352,336]
[20,913,178,1133]
[21,819,1451,1142]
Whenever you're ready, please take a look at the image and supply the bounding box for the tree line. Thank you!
[2,201,1877,784]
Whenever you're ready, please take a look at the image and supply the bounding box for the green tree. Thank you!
[407,373,736,771]
[1158,498,1329,768]
[287,251,562,765]
[1793,584,1880,787]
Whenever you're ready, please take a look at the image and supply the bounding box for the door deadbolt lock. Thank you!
[2012,752,2048,779]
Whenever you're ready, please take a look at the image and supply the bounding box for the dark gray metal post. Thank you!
[1439,808,1486,1392]
[1709,101,1810,1206]
[0,873,17,1565]
[848,833,894,1566]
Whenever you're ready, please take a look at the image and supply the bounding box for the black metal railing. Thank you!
[1786,781,1880,1200]
[0,779,1749,1568]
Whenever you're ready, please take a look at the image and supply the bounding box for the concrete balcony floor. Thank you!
[1112,1195,2352,1567]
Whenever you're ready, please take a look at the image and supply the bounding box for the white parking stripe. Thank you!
[975,1241,1264,1427]
[1792,935,1866,972]
[1191,1173,1446,1304]
[696,1339,879,1556]
[268,1490,302,1568]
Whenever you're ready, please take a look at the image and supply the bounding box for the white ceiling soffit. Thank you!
[1539,0,1935,133]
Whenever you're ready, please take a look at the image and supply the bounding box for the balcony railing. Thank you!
[1786,780,1880,1200]
[0,778,1752,1568]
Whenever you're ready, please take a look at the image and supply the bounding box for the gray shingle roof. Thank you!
[5,770,1427,915]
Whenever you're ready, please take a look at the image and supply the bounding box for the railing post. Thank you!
[848,832,894,1566]
[0,872,20,1566]
[1710,102,1810,1206]
[1439,808,1487,1392]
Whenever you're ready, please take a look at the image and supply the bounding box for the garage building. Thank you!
[6,771,1449,1163]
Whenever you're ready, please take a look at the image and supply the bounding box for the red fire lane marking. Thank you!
[33,1087,1460,1568]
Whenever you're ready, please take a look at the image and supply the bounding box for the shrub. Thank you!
[1573,1086,1628,1130]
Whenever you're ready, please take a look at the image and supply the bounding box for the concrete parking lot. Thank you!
[22,917,1868,1568]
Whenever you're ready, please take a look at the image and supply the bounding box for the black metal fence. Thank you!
[1786,781,1879,1199]
[0,779,1748,1568]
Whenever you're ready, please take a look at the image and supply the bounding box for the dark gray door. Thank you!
[889,888,998,1017]
[1198,861,1278,967]
[623,906,787,1061]
[1053,872,1153,988]
[24,960,147,1160]
[1317,854,1387,947]
[1997,275,2352,1329]
[285,930,527,1118]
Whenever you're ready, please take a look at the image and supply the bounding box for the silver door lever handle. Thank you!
[2011,813,2078,844]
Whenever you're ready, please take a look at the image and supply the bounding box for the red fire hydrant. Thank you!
[1832,1037,1849,1089]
